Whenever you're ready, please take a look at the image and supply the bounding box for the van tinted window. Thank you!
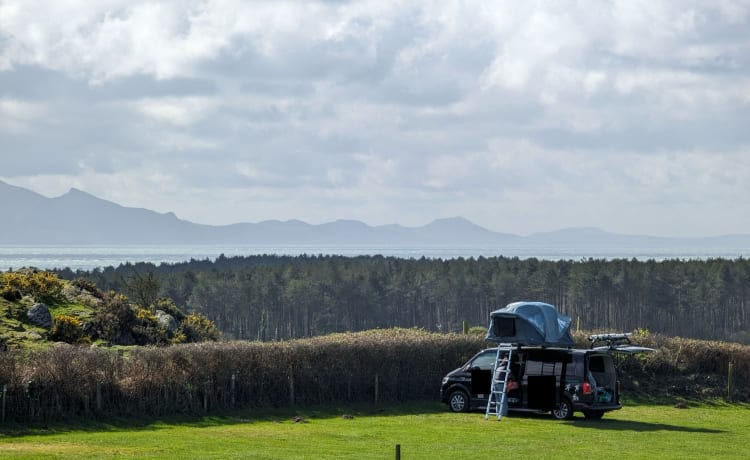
[588,354,616,388]
[525,360,562,377]
[589,356,606,373]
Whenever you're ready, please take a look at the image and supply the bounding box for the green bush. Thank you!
[93,292,137,344]
[0,270,64,302]
[50,315,85,344]
[180,313,221,342]
[72,277,104,299]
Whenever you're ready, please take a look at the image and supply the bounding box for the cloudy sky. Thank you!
[1,1,749,237]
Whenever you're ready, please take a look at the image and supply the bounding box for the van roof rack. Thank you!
[588,333,632,349]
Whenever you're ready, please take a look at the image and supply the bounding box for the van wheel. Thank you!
[552,398,573,420]
[448,390,470,412]
[583,410,604,420]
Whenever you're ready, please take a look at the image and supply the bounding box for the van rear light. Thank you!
[582,382,593,395]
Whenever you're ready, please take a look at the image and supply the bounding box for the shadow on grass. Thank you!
[0,401,446,438]
[502,411,725,434]
[565,418,725,433]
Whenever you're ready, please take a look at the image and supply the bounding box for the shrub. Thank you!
[72,277,104,299]
[132,308,169,345]
[152,297,186,322]
[93,292,136,344]
[180,313,221,342]
[50,315,85,344]
[0,270,64,302]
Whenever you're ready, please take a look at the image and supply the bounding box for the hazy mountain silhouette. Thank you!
[1,180,749,248]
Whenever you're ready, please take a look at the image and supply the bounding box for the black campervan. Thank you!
[440,345,621,419]
[440,301,649,420]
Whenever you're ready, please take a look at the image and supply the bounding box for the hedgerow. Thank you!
[0,329,747,422]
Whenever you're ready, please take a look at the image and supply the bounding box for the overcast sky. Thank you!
[1,1,749,237]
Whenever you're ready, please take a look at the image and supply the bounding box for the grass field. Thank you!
[1,400,748,459]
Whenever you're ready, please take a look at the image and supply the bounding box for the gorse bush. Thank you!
[92,292,136,344]
[0,270,64,302]
[180,312,221,343]
[50,315,85,344]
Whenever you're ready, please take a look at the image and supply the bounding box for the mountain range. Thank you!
[1,180,749,248]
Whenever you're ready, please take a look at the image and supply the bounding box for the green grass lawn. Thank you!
[1,401,748,459]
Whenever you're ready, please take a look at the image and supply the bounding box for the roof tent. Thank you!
[486,301,574,347]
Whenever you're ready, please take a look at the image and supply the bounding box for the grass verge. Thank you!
[1,401,748,459]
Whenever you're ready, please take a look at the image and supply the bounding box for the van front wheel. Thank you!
[552,398,573,420]
[448,390,470,412]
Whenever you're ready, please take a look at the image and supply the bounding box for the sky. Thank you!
[1,0,749,238]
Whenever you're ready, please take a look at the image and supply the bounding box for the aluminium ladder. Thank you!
[485,344,513,420]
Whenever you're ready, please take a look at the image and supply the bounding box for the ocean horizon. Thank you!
[1,244,748,272]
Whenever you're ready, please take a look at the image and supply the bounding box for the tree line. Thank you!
[56,255,750,342]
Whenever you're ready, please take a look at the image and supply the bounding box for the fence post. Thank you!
[2,384,6,422]
[395,444,401,460]
[203,381,209,413]
[374,373,379,404]
[289,368,295,406]
[727,361,734,400]
[231,372,236,408]
[96,381,102,412]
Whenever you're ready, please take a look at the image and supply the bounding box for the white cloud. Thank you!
[134,97,218,126]
[1,0,749,236]
[0,98,46,133]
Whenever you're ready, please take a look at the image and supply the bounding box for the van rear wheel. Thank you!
[448,390,470,412]
[552,398,573,420]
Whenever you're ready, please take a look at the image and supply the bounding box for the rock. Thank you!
[27,303,52,328]
[155,310,178,332]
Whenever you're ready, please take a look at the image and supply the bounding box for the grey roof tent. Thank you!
[485,301,575,347]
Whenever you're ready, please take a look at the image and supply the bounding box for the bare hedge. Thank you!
[1,329,748,422]
[0,329,484,421]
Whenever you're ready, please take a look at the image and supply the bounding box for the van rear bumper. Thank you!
[576,403,622,412]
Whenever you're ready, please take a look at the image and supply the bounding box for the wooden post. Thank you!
[374,373,379,404]
[2,384,6,422]
[289,368,295,406]
[231,372,236,408]
[96,382,102,412]
[203,381,209,413]
[727,361,734,400]
[395,444,401,460]
[462,320,468,334]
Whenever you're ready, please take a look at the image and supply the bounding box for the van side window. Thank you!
[470,351,498,370]
[525,360,562,377]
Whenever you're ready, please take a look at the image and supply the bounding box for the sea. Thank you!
[1,245,748,272]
